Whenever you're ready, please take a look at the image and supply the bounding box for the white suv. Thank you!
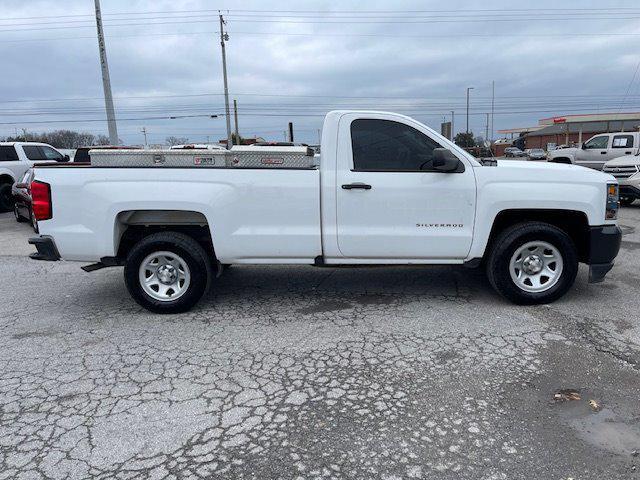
[0,142,68,211]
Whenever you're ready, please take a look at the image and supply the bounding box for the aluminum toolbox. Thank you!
[89,149,226,168]
[89,146,316,169]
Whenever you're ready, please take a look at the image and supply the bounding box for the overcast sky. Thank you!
[1,0,640,145]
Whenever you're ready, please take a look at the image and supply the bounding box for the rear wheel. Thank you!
[486,222,578,305]
[124,232,213,313]
[620,196,635,207]
[0,183,14,212]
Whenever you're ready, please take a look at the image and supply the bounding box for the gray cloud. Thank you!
[1,0,639,144]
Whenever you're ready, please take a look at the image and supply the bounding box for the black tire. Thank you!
[0,183,14,212]
[124,232,213,314]
[486,222,578,305]
[620,197,635,207]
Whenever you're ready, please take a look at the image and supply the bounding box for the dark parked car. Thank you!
[11,169,37,230]
[73,145,141,164]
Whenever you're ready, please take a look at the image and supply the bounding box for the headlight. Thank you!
[606,183,619,220]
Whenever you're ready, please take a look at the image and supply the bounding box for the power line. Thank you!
[3,7,639,22]
[2,30,640,45]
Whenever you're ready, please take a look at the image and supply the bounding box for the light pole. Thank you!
[466,87,474,134]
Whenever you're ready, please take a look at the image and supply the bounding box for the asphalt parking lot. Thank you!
[1,208,640,479]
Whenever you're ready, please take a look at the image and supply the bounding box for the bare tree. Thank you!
[3,130,114,148]
[165,136,190,146]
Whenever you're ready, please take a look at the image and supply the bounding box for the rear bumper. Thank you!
[28,235,61,261]
[586,225,622,283]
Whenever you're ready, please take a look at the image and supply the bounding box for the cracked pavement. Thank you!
[1,208,640,479]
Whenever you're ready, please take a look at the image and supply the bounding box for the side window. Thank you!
[584,136,609,149]
[22,146,63,161]
[0,146,19,161]
[612,135,634,148]
[22,146,46,160]
[350,119,445,171]
[40,146,64,161]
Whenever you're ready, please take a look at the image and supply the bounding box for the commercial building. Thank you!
[497,112,640,151]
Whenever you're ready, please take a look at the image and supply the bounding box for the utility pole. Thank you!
[490,80,495,142]
[485,113,490,143]
[94,0,119,145]
[141,127,148,148]
[219,14,233,149]
[317,129,322,144]
[233,99,239,142]
[288,122,294,143]
[466,87,474,134]
[450,110,455,141]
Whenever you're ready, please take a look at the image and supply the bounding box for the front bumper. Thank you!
[28,235,61,261]
[619,184,640,200]
[586,225,622,283]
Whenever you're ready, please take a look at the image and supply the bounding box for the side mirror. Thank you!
[581,143,587,150]
[62,154,70,162]
[433,148,463,172]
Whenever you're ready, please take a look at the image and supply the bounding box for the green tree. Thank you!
[231,133,244,145]
[454,132,475,148]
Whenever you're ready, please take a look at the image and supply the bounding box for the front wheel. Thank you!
[486,222,578,305]
[124,232,213,313]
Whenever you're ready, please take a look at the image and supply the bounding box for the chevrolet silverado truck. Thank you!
[28,111,622,313]
[547,131,640,170]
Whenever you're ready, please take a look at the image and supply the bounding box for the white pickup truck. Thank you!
[547,131,640,170]
[28,111,622,313]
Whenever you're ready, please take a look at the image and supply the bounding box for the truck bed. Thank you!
[34,166,322,263]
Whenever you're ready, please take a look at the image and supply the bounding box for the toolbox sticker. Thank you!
[194,157,215,165]
[261,157,284,165]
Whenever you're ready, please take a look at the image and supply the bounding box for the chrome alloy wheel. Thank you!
[139,251,191,302]
[509,241,563,293]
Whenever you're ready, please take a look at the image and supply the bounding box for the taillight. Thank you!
[31,180,52,221]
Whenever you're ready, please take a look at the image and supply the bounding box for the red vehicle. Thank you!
[11,169,37,230]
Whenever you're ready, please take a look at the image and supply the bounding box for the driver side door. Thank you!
[335,114,476,260]
[576,135,610,170]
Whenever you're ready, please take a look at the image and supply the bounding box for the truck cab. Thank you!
[547,132,640,170]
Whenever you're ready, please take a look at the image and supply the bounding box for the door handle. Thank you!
[625,151,632,155]
[342,183,372,190]
[601,152,607,155]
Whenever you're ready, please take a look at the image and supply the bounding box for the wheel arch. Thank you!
[113,209,216,261]
[484,209,590,263]
[0,172,16,185]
